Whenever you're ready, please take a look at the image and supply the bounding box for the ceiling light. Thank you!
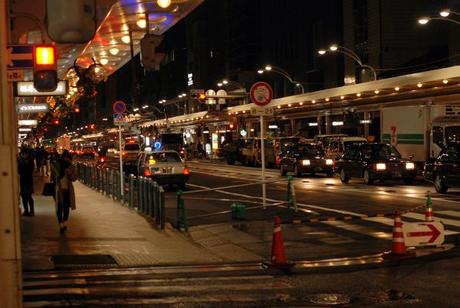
[265,65,272,71]
[340,95,345,99]
[157,0,171,8]
[99,51,107,56]
[100,58,109,65]
[299,102,304,105]
[109,47,119,55]
[417,82,423,88]
[374,90,380,94]
[257,69,264,74]
[325,98,330,102]
[443,79,449,84]
[121,35,130,44]
[356,93,361,97]
[312,100,316,104]
[288,104,292,107]
[394,86,400,91]
[136,19,146,29]
[277,105,281,109]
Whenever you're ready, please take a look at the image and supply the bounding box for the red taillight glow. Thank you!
[122,151,127,156]
[144,169,152,177]
[183,168,190,175]
[100,157,105,163]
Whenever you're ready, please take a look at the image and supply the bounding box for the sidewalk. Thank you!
[21,178,248,271]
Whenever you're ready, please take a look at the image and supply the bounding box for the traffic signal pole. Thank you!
[0,0,23,306]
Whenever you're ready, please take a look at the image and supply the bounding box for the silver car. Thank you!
[137,150,190,189]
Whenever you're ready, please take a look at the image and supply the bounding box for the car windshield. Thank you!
[363,144,401,160]
[124,144,140,151]
[344,141,366,151]
[147,152,181,163]
[295,144,321,156]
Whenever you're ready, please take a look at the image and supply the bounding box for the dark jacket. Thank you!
[18,156,34,194]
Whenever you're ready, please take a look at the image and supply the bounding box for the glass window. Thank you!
[147,152,181,163]
[362,144,401,160]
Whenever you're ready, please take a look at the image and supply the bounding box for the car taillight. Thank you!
[100,157,105,163]
[183,168,190,175]
[122,151,127,156]
[144,169,152,177]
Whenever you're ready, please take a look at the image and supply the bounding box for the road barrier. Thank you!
[76,163,166,229]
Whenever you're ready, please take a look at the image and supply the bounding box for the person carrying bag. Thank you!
[55,150,77,233]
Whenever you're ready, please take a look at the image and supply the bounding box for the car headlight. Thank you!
[302,159,310,166]
[376,163,386,171]
[405,162,415,170]
[326,159,334,165]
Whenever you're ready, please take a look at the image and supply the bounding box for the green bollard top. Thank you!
[177,190,183,196]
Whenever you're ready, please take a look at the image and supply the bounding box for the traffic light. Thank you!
[33,44,58,92]
[196,93,206,102]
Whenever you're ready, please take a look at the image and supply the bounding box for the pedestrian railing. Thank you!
[76,163,166,229]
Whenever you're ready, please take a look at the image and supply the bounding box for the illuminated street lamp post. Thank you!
[418,9,460,26]
[318,44,377,81]
[257,65,305,94]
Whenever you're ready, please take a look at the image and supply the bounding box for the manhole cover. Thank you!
[52,254,118,268]
[306,293,351,305]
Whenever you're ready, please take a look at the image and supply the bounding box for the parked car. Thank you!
[279,144,334,177]
[137,150,190,189]
[335,143,417,184]
[424,143,460,193]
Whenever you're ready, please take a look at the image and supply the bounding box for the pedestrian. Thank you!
[35,146,44,174]
[55,150,77,233]
[18,147,35,216]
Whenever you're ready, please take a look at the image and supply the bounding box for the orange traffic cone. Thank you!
[390,214,406,255]
[263,216,294,270]
[425,191,434,222]
[271,216,287,265]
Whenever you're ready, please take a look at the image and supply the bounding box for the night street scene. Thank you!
[3,0,460,307]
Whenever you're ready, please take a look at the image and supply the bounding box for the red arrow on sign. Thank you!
[407,224,441,243]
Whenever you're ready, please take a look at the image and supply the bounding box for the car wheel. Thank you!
[340,169,349,183]
[294,165,301,177]
[363,170,374,185]
[434,174,448,194]
[280,165,287,176]
[403,178,414,185]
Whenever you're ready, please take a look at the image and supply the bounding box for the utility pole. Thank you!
[0,0,22,306]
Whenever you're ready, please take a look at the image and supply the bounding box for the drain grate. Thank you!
[52,254,118,268]
[306,293,352,306]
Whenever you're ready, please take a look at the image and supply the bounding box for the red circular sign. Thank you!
[250,82,273,106]
[113,100,126,114]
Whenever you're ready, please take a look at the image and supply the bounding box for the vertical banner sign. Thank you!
[250,82,273,208]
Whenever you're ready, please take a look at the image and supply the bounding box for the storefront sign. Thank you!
[17,103,48,114]
[17,81,67,96]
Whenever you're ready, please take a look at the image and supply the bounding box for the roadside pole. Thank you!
[250,82,273,210]
[113,100,127,198]
[260,115,266,208]
[0,0,22,306]
[118,125,124,197]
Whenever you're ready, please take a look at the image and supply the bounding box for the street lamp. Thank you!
[418,9,460,25]
[257,65,305,93]
[317,44,377,81]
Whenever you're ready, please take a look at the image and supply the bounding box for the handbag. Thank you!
[42,182,55,196]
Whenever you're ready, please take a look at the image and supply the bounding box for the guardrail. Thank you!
[76,163,166,229]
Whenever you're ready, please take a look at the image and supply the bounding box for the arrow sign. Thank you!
[403,221,444,247]
[7,45,33,69]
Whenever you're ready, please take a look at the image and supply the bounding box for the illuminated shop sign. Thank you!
[17,81,67,96]
[17,103,48,113]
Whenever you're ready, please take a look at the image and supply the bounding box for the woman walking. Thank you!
[18,147,35,216]
[55,150,77,233]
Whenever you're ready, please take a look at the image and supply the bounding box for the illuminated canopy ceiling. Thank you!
[57,0,203,77]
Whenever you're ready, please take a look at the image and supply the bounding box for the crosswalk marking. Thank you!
[322,220,392,240]
[438,210,460,218]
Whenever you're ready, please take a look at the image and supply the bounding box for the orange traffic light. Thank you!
[33,44,57,92]
[197,93,206,102]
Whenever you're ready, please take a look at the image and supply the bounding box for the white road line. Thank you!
[322,221,392,240]
[438,210,460,218]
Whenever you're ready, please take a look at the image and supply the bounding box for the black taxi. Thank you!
[335,143,417,184]
[279,144,334,177]
[424,143,460,193]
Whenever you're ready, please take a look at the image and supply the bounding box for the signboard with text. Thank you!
[113,113,129,126]
[17,81,67,96]
[250,106,274,116]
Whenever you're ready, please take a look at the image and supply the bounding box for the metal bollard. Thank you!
[160,186,165,230]
[287,175,298,212]
[176,190,188,231]
[129,175,134,208]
